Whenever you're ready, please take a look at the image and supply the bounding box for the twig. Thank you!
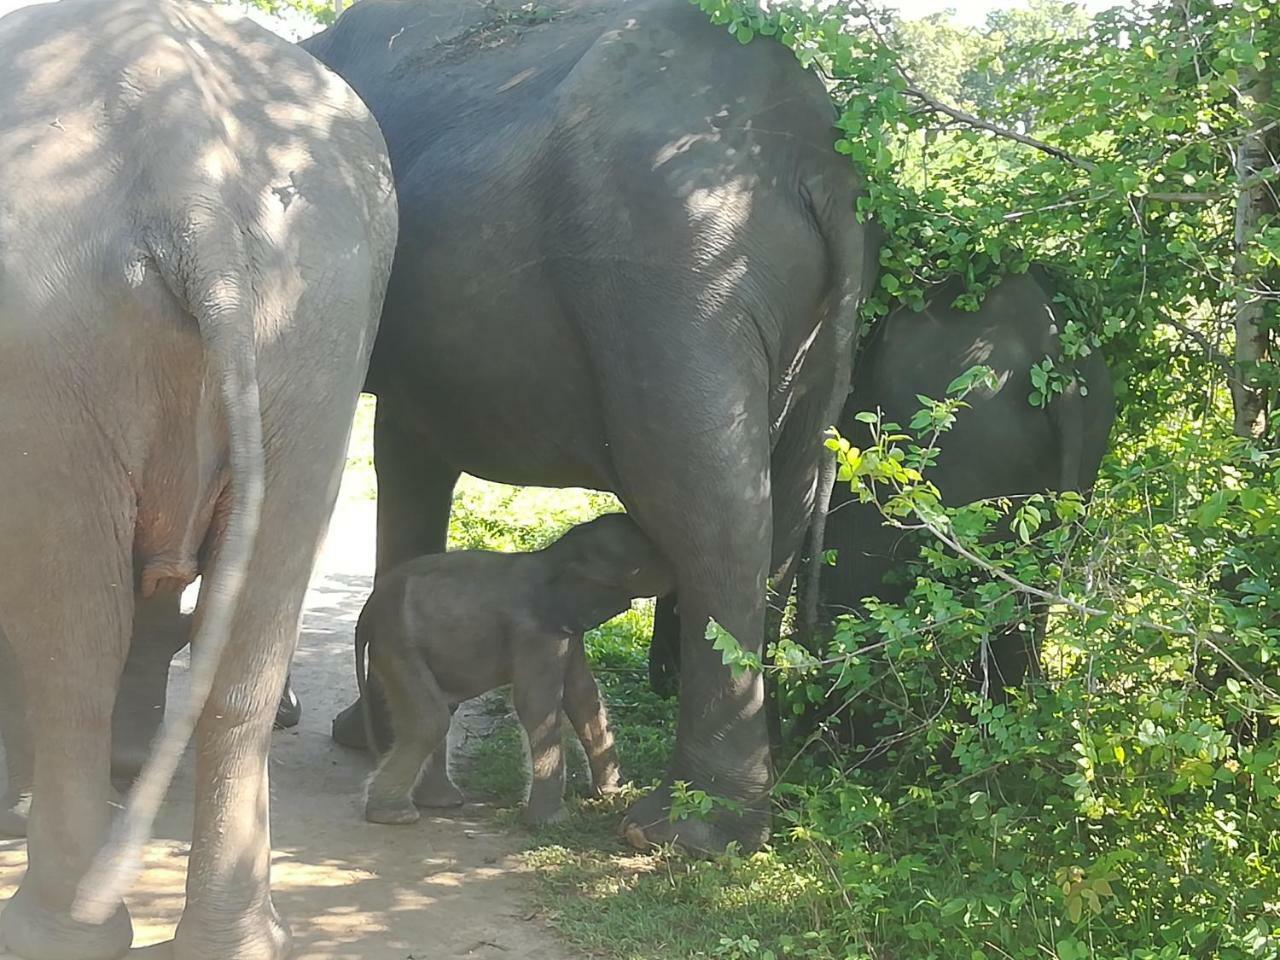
[848,0,1095,170]
[903,86,1095,170]
[1001,194,1097,221]
[1157,313,1234,373]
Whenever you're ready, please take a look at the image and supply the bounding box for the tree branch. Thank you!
[1144,191,1224,203]
[1157,313,1234,374]
[910,516,1279,702]
[840,0,1095,169]
[903,86,1095,170]
[1144,163,1280,205]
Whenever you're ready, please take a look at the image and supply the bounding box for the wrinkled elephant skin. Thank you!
[301,0,875,852]
[0,2,397,957]
[360,514,669,826]
[650,269,1116,743]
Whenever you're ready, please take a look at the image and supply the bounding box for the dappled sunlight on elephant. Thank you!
[649,267,1116,749]
[299,0,876,853]
[0,1,396,957]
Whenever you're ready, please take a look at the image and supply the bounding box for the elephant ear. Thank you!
[541,561,633,636]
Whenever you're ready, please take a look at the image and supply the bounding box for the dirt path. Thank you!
[0,476,580,960]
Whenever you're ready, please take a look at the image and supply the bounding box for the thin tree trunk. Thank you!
[1232,62,1275,439]
[334,0,346,16]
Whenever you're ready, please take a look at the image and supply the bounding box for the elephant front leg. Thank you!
[562,641,622,796]
[111,592,190,788]
[0,629,32,839]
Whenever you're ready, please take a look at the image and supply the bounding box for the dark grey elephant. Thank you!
[0,2,396,959]
[359,513,671,827]
[649,268,1116,719]
[298,0,873,852]
[822,268,1114,686]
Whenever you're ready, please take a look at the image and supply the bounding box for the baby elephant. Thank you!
[358,512,671,826]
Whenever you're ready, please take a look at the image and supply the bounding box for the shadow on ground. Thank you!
[0,481,578,959]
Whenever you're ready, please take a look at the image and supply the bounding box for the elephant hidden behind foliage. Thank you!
[650,267,1116,749]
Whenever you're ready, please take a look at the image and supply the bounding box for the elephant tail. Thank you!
[75,212,267,922]
[354,601,378,758]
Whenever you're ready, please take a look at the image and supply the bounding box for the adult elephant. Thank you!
[649,268,1116,715]
[0,2,396,958]
[822,268,1114,689]
[301,0,873,852]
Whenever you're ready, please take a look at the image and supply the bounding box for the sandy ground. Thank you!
[0,470,580,960]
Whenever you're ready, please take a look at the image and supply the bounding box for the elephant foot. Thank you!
[621,782,770,856]
[588,764,623,798]
[172,903,290,960]
[110,740,151,788]
[0,791,30,838]
[0,886,133,960]
[331,699,368,750]
[364,796,420,825]
[273,681,301,731]
[411,778,464,809]
[522,802,568,827]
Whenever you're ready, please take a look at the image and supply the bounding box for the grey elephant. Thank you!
[649,268,1116,721]
[0,2,396,959]
[297,0,874,854]
[822,268,1114,690]
[359,513,671,827]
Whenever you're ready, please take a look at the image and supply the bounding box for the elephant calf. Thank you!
[359,513,671,826]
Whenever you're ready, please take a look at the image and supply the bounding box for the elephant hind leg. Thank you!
[600,353,775,854]
[364,640,452,826]
[410,745,464,809]
[332,402,460,753]
[0,499,135,960]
